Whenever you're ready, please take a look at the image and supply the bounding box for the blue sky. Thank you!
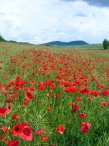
[0,0,109,44]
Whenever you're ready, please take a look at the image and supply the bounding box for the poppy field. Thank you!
[0,42,109,146]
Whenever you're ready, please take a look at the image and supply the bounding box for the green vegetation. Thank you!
[64,44,103,50]
[103,39,109,49]
[42,40,88,46]
[0,42,109,146]
[0,35,6,42]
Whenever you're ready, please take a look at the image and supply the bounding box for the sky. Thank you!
[0,0,109,44]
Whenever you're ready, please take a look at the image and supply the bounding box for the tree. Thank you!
[103,39,109,49]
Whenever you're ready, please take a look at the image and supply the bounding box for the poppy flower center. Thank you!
[23,127,31,135]
[15,127,19,132]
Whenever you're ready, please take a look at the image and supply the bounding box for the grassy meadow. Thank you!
[0,42,109,146]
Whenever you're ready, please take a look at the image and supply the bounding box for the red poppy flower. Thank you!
[6,99,13,103]
[47,106,52,111]
[0,135,5,142]
[19,125,33,141]
[11,122,33,141]
[35,128,45,135]
[2,126,9,133]
[56,125,64,134]
[79,112,86,119]
[40,135,48,141]
[30,80,35,84]
[101,101,108,107]
[24,91,34,100]
[29,86,35,91]
[80,87,89,94]
[80,122,91,133]
[12,114,19,120]
[38,83,44,90]
[87,97,92,101]
[100,90,109,96]
[5,140,19,146]
[22,100,28,106]
[43,80,53,87]
[75,96,82,102]
[65,86,77,93]
[11,123,21,136]
[71,102,79,112]
[0,106,10,116]
[91,90,99,97]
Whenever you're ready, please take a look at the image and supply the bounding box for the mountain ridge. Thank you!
[42,40,88,46]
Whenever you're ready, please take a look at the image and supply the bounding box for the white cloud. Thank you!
[0,0,109,44]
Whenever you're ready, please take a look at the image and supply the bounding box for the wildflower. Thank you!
[65,86,77,93]
[5,140,19,146]
[47,106,52,111]
[71,102,79,112]
[12,114,19,120]
[11,122,33,141]
[0,106,10,116]
[19,123,33,141]
[24,91,34,100]
[100,90,109,96]
[101,101,108,107]
[38,83,44,90]
[75,96,82,102]
[2,126,9,133]
[0,135,4,142]
[35,128,45,135]
[80,87,89,94]
[79,112,85,119]
[87,97,92,101]
[56,125,64,134]
[80,122,91,133]
[40,135,48,141]
[11,123,21,136]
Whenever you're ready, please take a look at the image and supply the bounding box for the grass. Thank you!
[0,42,109,146]
[59,44,103,50]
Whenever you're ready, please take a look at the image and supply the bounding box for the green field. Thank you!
[0,42,109,146]
[65,44,103,49]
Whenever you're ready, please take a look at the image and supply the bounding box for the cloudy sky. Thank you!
[0,0,109,44]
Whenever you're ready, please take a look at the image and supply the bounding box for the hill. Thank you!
[0,35,6,42]
[42,40,88,46]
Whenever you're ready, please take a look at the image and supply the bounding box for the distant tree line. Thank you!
[103,39,109,49]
